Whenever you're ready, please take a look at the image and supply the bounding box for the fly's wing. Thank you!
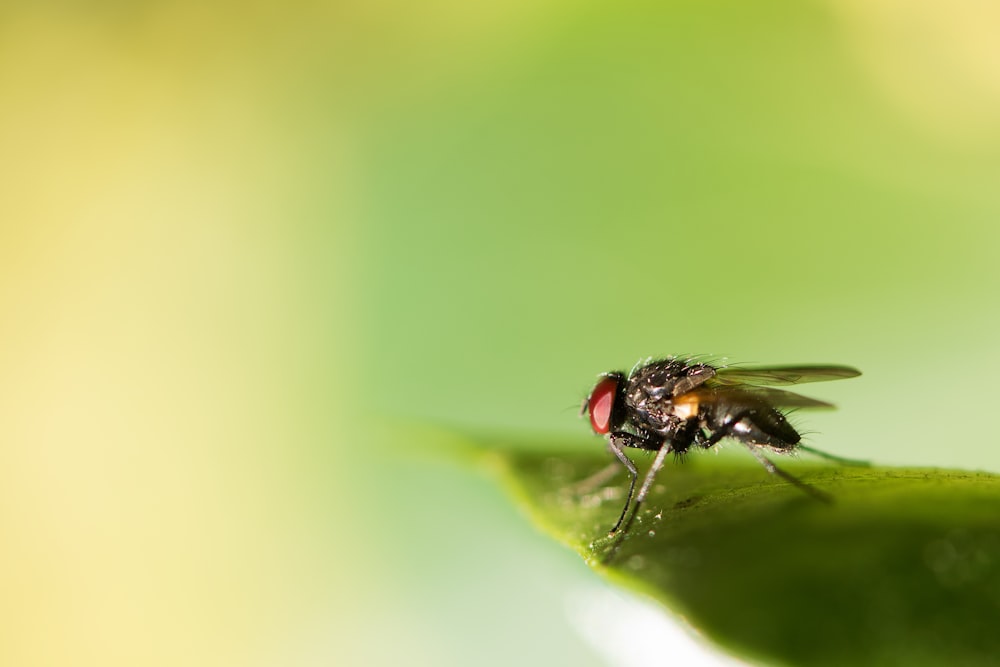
[684,385,835,409]
[711,365,860,387]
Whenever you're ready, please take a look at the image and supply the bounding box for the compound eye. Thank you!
[587,376,619,435]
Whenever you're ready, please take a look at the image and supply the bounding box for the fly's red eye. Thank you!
[588,376,618,434]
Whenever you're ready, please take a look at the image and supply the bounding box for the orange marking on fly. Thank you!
[671,393,700,420]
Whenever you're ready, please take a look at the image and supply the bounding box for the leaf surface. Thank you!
[473,435,1000,667]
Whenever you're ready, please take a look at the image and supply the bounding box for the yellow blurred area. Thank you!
[0,4,362,666]
[835,0,1000,146]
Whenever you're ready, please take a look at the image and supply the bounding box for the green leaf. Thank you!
[471,435,1000,667]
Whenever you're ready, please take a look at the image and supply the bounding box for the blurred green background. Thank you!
[2,0,999,665]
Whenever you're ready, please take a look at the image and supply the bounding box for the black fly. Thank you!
[582,358,861,535]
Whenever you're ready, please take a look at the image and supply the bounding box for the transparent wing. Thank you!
[711,365,861,387]
[683,386,836,409]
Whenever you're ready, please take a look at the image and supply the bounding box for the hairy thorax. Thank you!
[623,359,713,433]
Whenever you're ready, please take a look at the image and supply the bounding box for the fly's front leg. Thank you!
[606,431,659,534]
[617,421,699,536]
[632,443,671,510]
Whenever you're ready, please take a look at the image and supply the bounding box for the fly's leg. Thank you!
[705,411,832,503]
[797,444,871,467]
[612,423,697,536]
[613,443,671,535]
[702,409,754,446]
[567,461,623,495]
[745,444,832,503]
[605,432,654,534]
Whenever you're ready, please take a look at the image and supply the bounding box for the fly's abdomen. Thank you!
[746,407,801,449]
[706,403,801,450]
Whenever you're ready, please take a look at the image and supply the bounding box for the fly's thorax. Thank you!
[624,384,699,433]
[627,358,715,399]
[623,359,715,431]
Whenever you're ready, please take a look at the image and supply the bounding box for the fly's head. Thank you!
[583,372,627,435]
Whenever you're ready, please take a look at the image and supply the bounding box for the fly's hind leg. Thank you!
[745,444,832,504]
[797,444,871,467]
[703,411,844,501]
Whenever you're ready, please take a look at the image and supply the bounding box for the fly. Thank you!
[582,357,861,535]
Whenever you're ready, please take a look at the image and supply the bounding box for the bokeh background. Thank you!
[3,0,1000,665]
